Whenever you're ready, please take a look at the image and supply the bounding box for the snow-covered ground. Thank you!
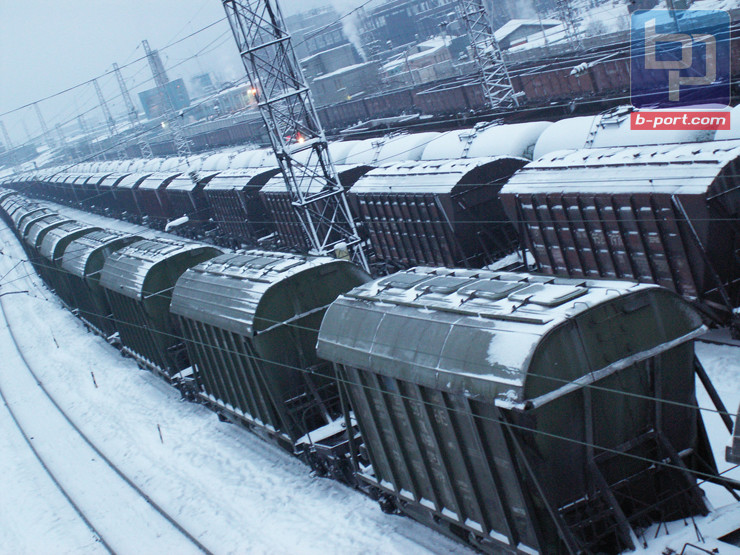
[0,222,472,554]
[0,209,737,553]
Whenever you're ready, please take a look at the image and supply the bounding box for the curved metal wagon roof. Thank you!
[317,267,703,406]
[349,156,527,195]
[62,230,141,279]
[503,140,740,196]
[25,214,74,249]
[204,167,280,191]
[171,250,368,336]
[39,221,101,262]
[100,239,221,301]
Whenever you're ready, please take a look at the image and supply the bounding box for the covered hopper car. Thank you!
[500,141,740,331]
[318,267,716,554]
[348,157,527,270]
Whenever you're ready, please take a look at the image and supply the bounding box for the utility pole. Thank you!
[54,123,70,161]
[33,102,55,151]
[78,113,103,161]
[113,62,153,159]
[557,0,582,49]
[142,39,192,160]
[459,0,520,109]
[0,121,15,165]
[222,0,368,270]
[93,78,124,158]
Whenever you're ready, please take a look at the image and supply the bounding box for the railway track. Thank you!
[0,271,213,554]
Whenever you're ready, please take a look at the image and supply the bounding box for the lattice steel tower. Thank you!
[221,0,369,271]
[459,0,519,109]
[33,102,55,151]
[142,40,192,160]
[93,78,125,158]
[113,62,153,159]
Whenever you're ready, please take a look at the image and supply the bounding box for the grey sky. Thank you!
[0,0,357,146]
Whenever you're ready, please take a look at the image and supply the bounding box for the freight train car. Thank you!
[99,239,222,379]
[348,157,527,270]
[318,267,715,554]
[500,141,740,329]
[170,250,370,476]
[203,167,280,247]
[61,230,141,336]
[37,221,100,298]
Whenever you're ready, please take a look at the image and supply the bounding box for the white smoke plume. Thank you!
[330,1,368,61]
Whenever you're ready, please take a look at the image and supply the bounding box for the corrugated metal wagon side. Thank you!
[318,267,714,554]
[60,230,141,336]
[259,164,374,253]
[348,157,527,271]
[501,141,740,330]
[170,250,370,477]
[204,167,280,247]
[37,221,100,299]
[99,239,222,380]
[23,213,74,271]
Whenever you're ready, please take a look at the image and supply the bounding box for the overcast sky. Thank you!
[0,0,358,146]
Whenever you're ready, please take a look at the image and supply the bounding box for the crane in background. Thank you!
[221,0,369,271]
[459,0,520,109]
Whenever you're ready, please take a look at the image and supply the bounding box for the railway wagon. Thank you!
[0,191,25,226]
[259,165,374,253]
[37,221,100,298]
[203,167,280,246]
[532,107,718,159]
[13,205,53,241]
[500,141,740,329]
[96,173,131,215]
[23,213,73,270]
[170,250,370,475]
[421,121,552,161]
[61,230,141,336]
[74,174,104,209]
[413,79,487,115]
[163,171,219,237]
[729,404,740,464]
[131,172,181,227]
[317,267,714,554]
[99,239,222,379]
[348,157,527,270]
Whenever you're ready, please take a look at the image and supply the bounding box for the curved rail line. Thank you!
[0,283,213,555]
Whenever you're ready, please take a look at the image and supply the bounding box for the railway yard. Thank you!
[2,0,740,553]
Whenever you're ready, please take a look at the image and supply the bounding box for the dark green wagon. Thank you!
[100,238,221,379]
[61,230,141,336]
[23,213,74,270]
[318,268,716,554]
[37,221,100,299]
[170,250,370,468]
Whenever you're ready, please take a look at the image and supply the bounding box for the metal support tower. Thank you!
[78,113,103,161]
[221,0,369,270]
[142,40,192,160]
[93,78,125,158]
[459,0,519,109]
[113,62,153,159]
[556,0,582,49]
[0,120,17,167]
[0,121,13,153]
[33,102,55,151]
